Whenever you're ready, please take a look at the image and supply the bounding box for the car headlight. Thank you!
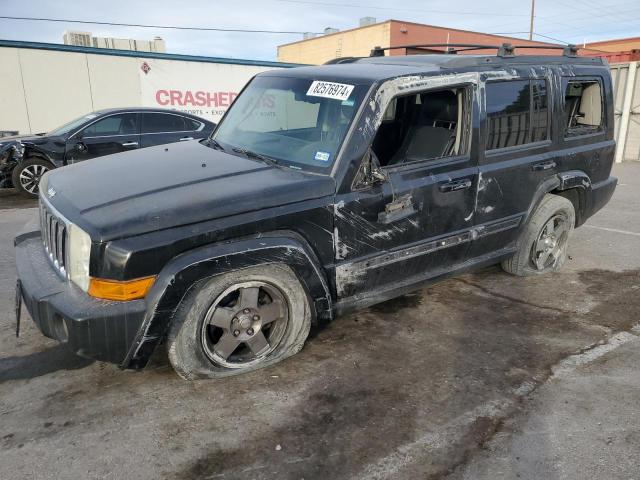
[13,142,25,159]
[68,223,92,292]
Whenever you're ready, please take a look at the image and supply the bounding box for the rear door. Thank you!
[468,69,556,259]
[558,73,613,187]
[140,112,204,148]
[66,112,140,163]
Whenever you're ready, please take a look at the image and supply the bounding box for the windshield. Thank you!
[48,113,99,136]
[213,76,368,173]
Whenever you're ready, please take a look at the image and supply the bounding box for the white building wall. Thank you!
[0,48,30,133]
[87,54,141,110]
[611,62,640,162]
[18,48,94,133]
[0,45,290,134]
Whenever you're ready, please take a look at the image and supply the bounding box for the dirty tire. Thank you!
[502,194,575,276]
[12,157,52,198]
[167,264,311,380]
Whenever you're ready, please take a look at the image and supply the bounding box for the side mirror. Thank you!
[353,148,386,190]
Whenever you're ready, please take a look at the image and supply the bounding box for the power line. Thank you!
[278,0,531,17]
[0,15,324,35]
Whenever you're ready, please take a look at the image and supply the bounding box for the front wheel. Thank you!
[12,158,53,197]
[502,194,575,276]
[167,264,311,380]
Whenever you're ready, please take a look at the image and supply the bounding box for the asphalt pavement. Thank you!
[0,163,639,480]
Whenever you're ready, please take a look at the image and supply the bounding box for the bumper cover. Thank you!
[15,233,146,366]
[585,176,617,220]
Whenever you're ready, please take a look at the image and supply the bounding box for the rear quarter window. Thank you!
[142,113,188,133]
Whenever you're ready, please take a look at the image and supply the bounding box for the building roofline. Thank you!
[0,39,305,68]
[386,19,559,46]
[586,36,640,46]
[277,18,560,49]
[278,20,393,48]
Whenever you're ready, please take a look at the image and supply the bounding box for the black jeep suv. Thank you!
[15,45,617,379]
[1,108,215,197]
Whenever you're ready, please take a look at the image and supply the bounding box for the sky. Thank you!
[0,0,638,61]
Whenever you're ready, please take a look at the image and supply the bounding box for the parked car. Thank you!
[15,44,617,380]
[0,108,215,197]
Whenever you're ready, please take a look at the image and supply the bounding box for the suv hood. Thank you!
[43,140,336,241]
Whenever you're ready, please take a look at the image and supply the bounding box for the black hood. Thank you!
[43,140,336,241]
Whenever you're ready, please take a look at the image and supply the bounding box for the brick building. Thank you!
[278,19,560,64]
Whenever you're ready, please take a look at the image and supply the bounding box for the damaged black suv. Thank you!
[15,44,617,379]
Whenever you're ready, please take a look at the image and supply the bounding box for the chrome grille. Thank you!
[39,197,69,277]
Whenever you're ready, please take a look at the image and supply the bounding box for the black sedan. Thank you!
[0,108,216,197]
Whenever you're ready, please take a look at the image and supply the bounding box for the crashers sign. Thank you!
[138,58,280,123]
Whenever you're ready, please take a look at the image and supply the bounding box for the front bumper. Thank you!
[15,232,147,366]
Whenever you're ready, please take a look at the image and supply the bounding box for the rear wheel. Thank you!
[501,194,575,276]
[12,158,52,197]
[167,264,311,379]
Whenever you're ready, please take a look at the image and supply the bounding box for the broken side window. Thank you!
[565,80,603,136]
[372,86,469,167]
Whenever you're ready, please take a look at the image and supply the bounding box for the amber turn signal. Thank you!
[88,276,156,301]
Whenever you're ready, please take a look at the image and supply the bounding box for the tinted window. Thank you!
[142,113,188,133]
[531,80,549,142]
[82,113,138,136]
[486,80,531,150]
[184,117,202,131]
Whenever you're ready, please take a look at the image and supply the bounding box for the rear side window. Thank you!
[82,113,138,136]
[184,118,203,131]
[486,79,549,150]
[565,80,603,136]
[142,113,188,133]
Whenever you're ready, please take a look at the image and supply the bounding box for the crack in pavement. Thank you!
[453,278,575,315]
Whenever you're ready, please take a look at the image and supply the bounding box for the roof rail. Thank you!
[369,43,580,58]
[324,57,361,64]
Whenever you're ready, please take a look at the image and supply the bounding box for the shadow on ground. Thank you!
[0,344,94,383]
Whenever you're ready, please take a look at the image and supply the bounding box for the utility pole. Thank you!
[529,0,536,40]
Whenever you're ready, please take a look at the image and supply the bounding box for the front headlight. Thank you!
[68,223,92,291]
[14,142,25,158]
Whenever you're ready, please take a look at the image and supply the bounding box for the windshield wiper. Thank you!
[231,147,280,168]
[206,138,225,151]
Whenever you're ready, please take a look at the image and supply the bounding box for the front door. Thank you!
[66,112,140,163]
[334,83,479,300]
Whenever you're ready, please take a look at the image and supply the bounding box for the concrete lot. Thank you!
[1,164,639,480]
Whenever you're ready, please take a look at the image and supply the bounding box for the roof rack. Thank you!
[369,43,579,58]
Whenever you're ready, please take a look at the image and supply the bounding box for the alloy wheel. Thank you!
[531,214,570,270]
[19,164,49,194]
[200,281,289,369]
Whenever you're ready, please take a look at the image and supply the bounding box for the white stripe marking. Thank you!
[552,331,638,379]
[583,224,640,237]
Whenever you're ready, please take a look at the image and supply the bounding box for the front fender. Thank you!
[123,231,332,369]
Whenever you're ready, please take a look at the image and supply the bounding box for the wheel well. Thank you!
[551,187,584,227]
[23,153,55,167]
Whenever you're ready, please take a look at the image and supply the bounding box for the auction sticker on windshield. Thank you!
[307,81,354,101]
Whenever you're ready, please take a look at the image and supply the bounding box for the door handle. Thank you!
[121,141,139,147]
[439,179,472,193]
[179,136,194,141]
[532,160,556,171]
